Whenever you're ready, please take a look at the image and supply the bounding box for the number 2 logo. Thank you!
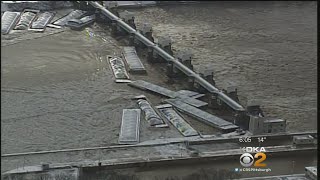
[254,152,267,167]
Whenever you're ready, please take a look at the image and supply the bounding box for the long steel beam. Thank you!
[2,131,317,157]
[88,1,245,111]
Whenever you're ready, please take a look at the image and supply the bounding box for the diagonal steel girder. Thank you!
[88,1,245,111]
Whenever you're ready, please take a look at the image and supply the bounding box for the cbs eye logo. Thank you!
[240,153,267,167]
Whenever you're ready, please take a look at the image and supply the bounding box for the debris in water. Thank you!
[46,24,62,29]
[157,104,198,137]
[122,46,147,74]
[66,14,96,31]
[51,9,87,27]
[85,28,95,38]
[129,80,208,107]
[107,56,130,83]
[29,11,55,32]
[1,11,21,34]
[136,97,165,126]
[14,9,39,30]
[165,98,239,133]
[119,109,141,145]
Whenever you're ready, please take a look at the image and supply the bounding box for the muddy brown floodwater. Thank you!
[130,1,317,132]
[1,1,317,178]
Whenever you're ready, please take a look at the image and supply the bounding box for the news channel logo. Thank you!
[235,151,271,173]
[239,147,267,167]
[234,147,271,173]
